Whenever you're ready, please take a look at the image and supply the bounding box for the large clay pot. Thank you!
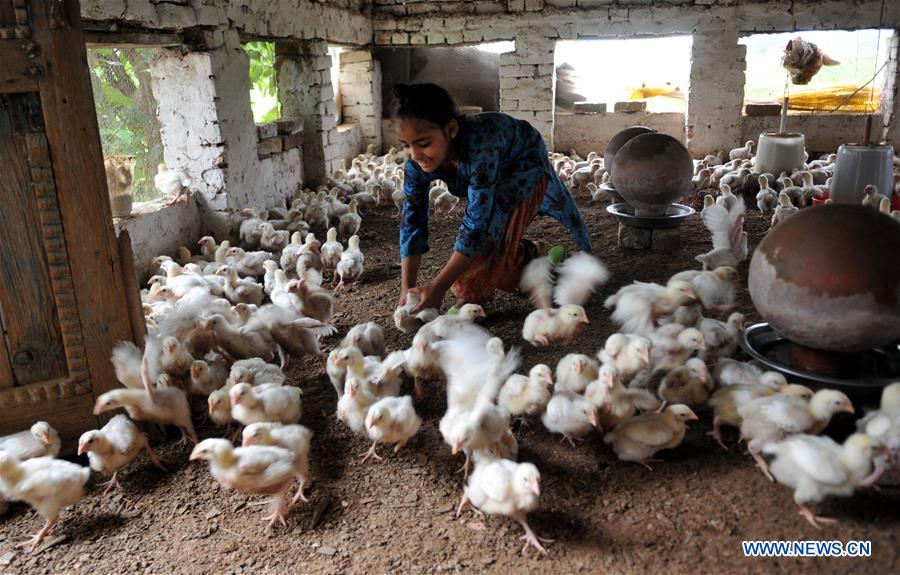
[749,204,900,352]
[603,126,656,180]
[611,133,693,216]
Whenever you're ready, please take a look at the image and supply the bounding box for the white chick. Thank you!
[498,364,554,417]
[0,421,61,461]
[229,383,302,426]
[855,382,900,487]
[522,304,589,347]
[707,383,812,449]
[0,453,90,550]
[393,291,439,334]
[764,433,886,529]
[320,227,344,275]
[658,357,712,406]
[603,404,699,470]
[154,163,192,205]
[596,333,651,384]
[189,358,229,396]
[713,358,786,389]
[642,324,707,380]
[337,377,378,435]
[189,439,296,527]
[77,414,165,492]
[604,280,697,336]
[861,184,887,209]
[554,353,599,394]
[242,422,313,505]
[756,177,778,214]
[584,364,661,428]
[433,190,460,218]
[541,391,599,446]
[457,456,549,555]
[338,198,362,240]
[160,335,194,381]
[701,191,745,253]
[94,388,197,444]
[227,358,286,388]
[739,389,855,480]
[361,395,422,462]
[770,192,799,229]
[208,389,232,427]
[669,266,737,312]
[259,222,290,253]
[729,140,755,161]
[697,311,745,362]
[341,321,386,358]
[334,235,364,289]
[286,277,335,324]
[225,247,274,278]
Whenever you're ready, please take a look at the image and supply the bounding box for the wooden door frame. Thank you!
[0,0,134,449]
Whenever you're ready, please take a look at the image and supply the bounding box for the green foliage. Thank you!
[88,48,164,202]
[243,41,281,123]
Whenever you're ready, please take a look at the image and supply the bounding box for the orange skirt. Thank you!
[450,176,547,304]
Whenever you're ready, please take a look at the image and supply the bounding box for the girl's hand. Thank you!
[398,288,409,308]
[407,283,445,313]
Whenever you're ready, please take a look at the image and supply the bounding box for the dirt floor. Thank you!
[1,190,898,575]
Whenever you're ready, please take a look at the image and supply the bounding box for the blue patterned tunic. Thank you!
[399,112,592,259]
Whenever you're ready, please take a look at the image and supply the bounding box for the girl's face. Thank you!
[395,117,458,174]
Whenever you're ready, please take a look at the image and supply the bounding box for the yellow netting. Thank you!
[745,84,882,114]
[626,84,685,100]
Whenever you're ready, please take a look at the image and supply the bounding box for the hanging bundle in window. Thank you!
[781,36,840,85]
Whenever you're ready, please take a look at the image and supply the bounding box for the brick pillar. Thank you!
[685,28,746,157]
[340,49,383,153]
[499,32,556,149]
[881,32,900,146]
[277,39,337,185]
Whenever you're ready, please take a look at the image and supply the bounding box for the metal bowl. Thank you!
[599,183,623,202]
[740,322,900,399]
[606,202,695,229]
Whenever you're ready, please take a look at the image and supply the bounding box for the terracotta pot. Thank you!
[611,133,693,216]
[749,204,900,352]
[603,126,656,180]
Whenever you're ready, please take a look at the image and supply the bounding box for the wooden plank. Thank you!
[0,39,39,94]
[31,0,133,401]
[117,229,146,351]
[2,392,98,456]
[0,308,13,389]
[0,93,68,385]
[84,30,182,48]
[0,1,15,28]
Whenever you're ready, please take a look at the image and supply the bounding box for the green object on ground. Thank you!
[548,245,566,266]
[446,306,460,316]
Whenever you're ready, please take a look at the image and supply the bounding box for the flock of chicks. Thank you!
[2,141,899,558]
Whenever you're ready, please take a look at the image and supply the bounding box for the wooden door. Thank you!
[0,0,134,451]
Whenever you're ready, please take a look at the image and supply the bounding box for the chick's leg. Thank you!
[797,504,837,530]
[513,512,552,556]
[262,493,291,528]
[100,471,121,494]
[359,441,383,462]
[706,416,729,450]
[290,477,310,506]
[16,518,56,551]
[750,450,775,482]
[143,436,168,470]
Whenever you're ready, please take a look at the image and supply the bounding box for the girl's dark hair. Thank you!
[391,83,460,127]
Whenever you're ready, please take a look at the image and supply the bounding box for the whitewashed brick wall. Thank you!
[499,33,556,147]
[340,50,384,153]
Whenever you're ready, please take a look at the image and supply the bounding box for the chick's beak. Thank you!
[589,410,600,430]
[529,478,541,496]
[843,400,855,414]
[77,442,86,455]
[686,410,700,421]
[641,349,651,365]
[452,438,462,455]
[188,446,204,461]
[92,401,104,415]
[241,437,253,448]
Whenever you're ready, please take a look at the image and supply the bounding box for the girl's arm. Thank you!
[400,254,422,305]
[408,250,472,311]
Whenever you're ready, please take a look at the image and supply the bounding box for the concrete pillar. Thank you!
[277,39,337,185]
[685,28,746,158]
[340,49,384,153]
[881,31,900,145]
[499,32,556,149]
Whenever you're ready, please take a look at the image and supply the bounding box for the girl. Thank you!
[395,83,591,311]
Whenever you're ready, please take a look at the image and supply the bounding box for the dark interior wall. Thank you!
[374,46,501,118]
